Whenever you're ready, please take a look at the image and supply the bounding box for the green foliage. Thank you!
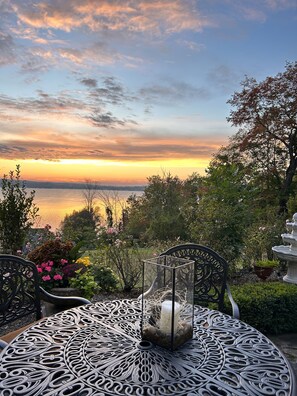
[90,242,156,292]
[60,208,99,248]
[68,269,98,300]
[189,162,254,266]
[125,173,200,242]
[91,265,119,292]
[225,282,297,334]
[0,165,39,253]
[106,242,143,292]
[255,259,278,268]
[240,212,284,267]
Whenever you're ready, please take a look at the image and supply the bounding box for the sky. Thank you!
[0,0,296,186]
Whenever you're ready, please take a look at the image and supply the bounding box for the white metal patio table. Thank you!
[0,299,295,395]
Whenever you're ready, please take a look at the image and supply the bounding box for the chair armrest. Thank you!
[0,339,8,350]
[226,283,240,319]
[39,286,91,307]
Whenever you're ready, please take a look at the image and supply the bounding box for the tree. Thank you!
[125,173,198,242]
[60,208,99,249]
[82,179,98,212]
[227,61,297,214]
[97,190,128,229]
[189,161,254,265]
[0,165,39,253]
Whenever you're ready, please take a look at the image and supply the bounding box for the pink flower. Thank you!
[107,227,117,235]
[41,262,48,268]
[47,261,54,267]
[37,267,43,273]
[60,259,68,265]
[42,275,51,282]
[53,274,63,281]
[45,266,52,272]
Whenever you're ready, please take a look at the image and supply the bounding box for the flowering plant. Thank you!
[36,257,88,290]
[36,258,68,289]
[75,256,91,266]
[28,239,88,291]
[97,226,119,246]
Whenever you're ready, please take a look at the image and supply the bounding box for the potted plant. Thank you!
[27,239,87,295]
[253,259,278,281]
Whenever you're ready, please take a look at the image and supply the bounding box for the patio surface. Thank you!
[268,333,297,375]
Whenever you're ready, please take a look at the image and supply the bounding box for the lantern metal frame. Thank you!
[140,255,195,350]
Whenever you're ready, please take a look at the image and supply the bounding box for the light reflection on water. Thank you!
[30,188,142,231]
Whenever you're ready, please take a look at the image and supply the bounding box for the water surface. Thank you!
[30,188,142,231]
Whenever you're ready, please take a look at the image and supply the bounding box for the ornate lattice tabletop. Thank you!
[0,299,295,395]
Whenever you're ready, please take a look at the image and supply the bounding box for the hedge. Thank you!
[224,281,297,335]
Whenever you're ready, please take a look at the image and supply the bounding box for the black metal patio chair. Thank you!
[161,244,240,318]
[0,254,91,349]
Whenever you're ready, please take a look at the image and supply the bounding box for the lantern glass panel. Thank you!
[141,255,195,350]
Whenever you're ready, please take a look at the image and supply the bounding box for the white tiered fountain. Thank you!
[272,213,297,284]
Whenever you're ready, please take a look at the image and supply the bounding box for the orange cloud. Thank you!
[13,0,212,35]
[0,125,225,162]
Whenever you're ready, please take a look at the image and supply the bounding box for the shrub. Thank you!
[255,259,278,268]
[225,281,297,334]
[91,265,119,292]
[68,269,98,300]
[0,165,39,253]
[60,208,99,248]
[28,239,74,264]
[28,239,87,291]
[106,242,143,292]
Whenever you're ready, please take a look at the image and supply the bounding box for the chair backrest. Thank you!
[161,244,228,311]
[0,255,42,327]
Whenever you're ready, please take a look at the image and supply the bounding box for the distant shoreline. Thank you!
[2,180,146,191]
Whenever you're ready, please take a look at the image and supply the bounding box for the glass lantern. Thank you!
[140,255,195,350]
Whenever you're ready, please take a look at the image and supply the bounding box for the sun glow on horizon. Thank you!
[0,158,209,185]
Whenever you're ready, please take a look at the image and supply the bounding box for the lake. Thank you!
[29,188,143,231]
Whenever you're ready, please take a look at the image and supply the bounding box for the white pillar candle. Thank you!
[159,300,181,334]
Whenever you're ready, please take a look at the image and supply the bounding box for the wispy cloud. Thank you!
[11,0,212,35]
[207,65,241,94]
[139,81,211,104]
[0,129,223,162]
[176,39,205,52]
[0,31,16,65]
[80,78,98,88]
[3,0,293,76]
[231,0,296,22]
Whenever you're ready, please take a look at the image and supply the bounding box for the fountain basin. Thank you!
[281,234,297,249]
[273,213,297,285]
[272,245,297,262]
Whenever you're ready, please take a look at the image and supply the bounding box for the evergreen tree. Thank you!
[0,165,39,254]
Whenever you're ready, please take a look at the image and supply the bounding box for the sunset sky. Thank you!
[0,0,296,185]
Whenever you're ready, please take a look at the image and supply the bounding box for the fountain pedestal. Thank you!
[272,213,297,284]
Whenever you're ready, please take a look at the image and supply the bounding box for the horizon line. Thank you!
[22,180,146,191]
